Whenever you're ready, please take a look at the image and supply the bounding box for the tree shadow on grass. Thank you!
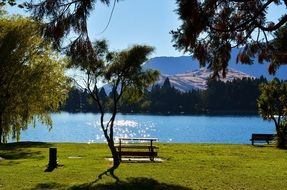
[31,182,66,190]
[0,150,43,160]
[69,177,192,190]
[0,141,52,160]
[0,141,52,149]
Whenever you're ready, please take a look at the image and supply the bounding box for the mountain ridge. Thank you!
[154,68,254,91]
[145,49,287,80]
[103,50,287,93]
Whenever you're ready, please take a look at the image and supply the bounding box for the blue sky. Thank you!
[88,0,181,57]
[6,0,286,58]
[87,0,286,57]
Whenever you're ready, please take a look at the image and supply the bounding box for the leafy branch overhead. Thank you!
[0,0,16,6]
[27,0,118,65]
[171,0,287,78]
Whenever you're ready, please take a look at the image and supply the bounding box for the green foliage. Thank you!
[77,41,159,109]
[172,0,287,77]
[257,79,287,148]
[257,79,287,120]
[204,77,266,114]
[0,15,70,143]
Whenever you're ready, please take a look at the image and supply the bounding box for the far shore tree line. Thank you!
[62,76,267,115]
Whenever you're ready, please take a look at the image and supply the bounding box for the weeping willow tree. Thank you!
[0,14,70,143]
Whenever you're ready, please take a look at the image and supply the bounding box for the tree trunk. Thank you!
[108,140,120,171]
[0,112,3,144]
[92,84,121,181]
[97,135,120,182]
[276,124,287,149]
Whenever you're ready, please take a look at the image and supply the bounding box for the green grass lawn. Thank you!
[0,142,286,190]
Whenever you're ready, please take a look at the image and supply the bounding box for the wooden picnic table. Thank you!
[116,137,159,161]
[250,133,275,145]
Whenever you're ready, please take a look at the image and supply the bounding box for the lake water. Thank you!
[19,112,275,144]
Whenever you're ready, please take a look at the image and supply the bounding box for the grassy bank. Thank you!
[0,142,286,190]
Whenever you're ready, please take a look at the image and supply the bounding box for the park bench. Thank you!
[250,134,275,145]
[115,137,158,161]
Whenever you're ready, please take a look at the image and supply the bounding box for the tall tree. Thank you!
[162,77,172,90]
[171,0,287,78]
[0,15,70,143]
[71,40,159,180]
[257,79,287,149]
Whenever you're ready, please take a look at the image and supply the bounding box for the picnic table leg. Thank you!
[119,139,122,161]
[150,140,154,161]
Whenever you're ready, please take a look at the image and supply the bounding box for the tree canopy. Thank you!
[0,15,70,143]
[171,0,287,78]
[257,79,287,148]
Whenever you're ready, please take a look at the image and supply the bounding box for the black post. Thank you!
[150,139,154,161]
[119,138,122,161]
[0,112,3,144]
[46,147,58,171]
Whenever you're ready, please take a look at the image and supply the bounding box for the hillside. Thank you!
[156,68,254,91]
[145,49,287,80]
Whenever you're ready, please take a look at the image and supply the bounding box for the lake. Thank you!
[19,112,275,144]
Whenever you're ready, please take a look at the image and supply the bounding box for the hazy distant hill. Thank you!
[145,49,287,80]
[155,68,254,91]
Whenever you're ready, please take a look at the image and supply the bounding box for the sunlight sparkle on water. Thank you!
[94,120,138,128]
[86,119,156,143]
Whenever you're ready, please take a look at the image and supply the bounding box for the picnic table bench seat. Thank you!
[115,137,158,161]
[250,134,275,145]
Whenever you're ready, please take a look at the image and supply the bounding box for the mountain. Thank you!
[145,49,287,80]
[155,68,254,91]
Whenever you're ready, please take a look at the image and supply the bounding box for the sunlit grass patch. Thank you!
[0,142,286,190]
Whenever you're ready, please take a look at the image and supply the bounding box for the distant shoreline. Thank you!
[60,110,259,116]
